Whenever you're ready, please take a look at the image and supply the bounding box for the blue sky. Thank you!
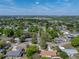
[0,0,79,15]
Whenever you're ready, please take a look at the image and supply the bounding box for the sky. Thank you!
[0,0,79,15]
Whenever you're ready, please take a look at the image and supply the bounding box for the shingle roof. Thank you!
[0,49,4,53]
[6,49,23,57]
[40,50,57,57]
[64,48,78,56]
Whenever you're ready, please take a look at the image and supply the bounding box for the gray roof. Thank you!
[0,49,4,53]
[63,48,78,57]
[6,49,23,57]
[25,38,32,42]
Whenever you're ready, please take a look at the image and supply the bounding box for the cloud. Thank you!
[35,1,40,5]
[1,0,14,5]
[0,0,79,15]
[0,4,78,15]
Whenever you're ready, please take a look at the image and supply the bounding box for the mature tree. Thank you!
[0,53,4,59]
[28,25,38,44]
[0,28,3,34]
[0,40,5,49]
[45,22,49,31]
[59,51,69,59]
[28,25,38,32]
[3,28,14,37]
[48,30,58,40]
[71,36,79,47]
[14,29,23,37]
[66,23,74,32]
[31,32,37,44]
[20,35,25,42]
[40,31,47,49]
[25,45,38,57]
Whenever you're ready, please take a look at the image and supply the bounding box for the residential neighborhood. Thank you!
[0,16,79,59]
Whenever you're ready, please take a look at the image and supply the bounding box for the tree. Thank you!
[45,22,49,31]
[59,51,69,59]
[48,30,58,42]
[25,45,38,57]
[3,28,14,37]
[0,28,3,35]
[48,30,58,41]
[31,32,37,44]
[20,35,25,42]
[28,25,38,32]
[14,29,23,37]
[71,36,79,47]
[0,40,5,49]
[0,53,4,59]
[40,31,47,49]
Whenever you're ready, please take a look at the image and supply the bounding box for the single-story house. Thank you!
[23,32,31,38]
[25,38,32,42]
[0,43,10,53]
[21,32,32,42]
[64,48,78,57]
[39,50,57,57]
[14,38,20,43]
[55,37,67,44]
[66,34,74,39]
[59,46,78,57]
[6,49,23,59]
[24,27,29,32]
[0,49,5,53]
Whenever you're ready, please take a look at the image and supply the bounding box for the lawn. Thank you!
[75,46,79,52]
[63,44,73,49]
